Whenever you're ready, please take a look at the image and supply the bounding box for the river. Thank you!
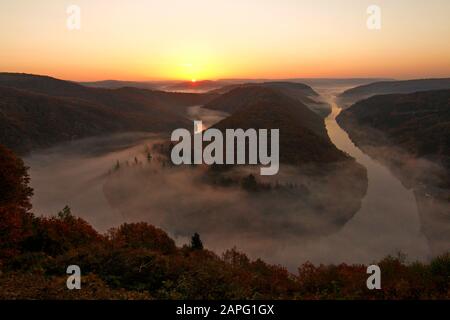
[306,87,431,263]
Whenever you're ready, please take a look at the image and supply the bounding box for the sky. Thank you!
[0,0,449,81]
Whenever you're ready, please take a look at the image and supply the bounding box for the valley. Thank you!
[0,73,445,269]
[19,78,444,269]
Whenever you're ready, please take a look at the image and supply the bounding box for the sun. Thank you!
[191,78,197,83]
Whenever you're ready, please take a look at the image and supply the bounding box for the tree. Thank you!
[0,144,33,209]
[23,206,102,256]
[108,222,176,254]
[190,233,203,250]
[0,144,34,259]
[57,205,73,221]
[241,174,258,191]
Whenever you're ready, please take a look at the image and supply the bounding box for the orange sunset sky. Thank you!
[1,0,449,81]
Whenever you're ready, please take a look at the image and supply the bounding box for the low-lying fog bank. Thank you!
[24,126,427,271]
[26,130,369,270]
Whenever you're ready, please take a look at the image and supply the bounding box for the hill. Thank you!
[209,81,329,117]
[79,80,156,90]
[337,89,450,172]
[0,86,190,154]
[338,78,450,108]
[164,80,228,92]
[211,81,318,96]
[0,73,217,153]
[0,73,216,114]
[210,87,348,166]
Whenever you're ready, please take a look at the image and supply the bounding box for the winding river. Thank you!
[309,88,431,263]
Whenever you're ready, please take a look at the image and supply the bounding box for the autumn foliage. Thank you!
[108,222,176,254]
[0,144,33,259]
[0,144,449,299]
[23,206,102,256]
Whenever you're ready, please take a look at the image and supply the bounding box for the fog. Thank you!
[186,105,229,129]
[26,131,364,271]
[25,88,448,271]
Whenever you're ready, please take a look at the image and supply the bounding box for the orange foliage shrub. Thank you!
[23,206,102,256]
[108,222,176,254]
